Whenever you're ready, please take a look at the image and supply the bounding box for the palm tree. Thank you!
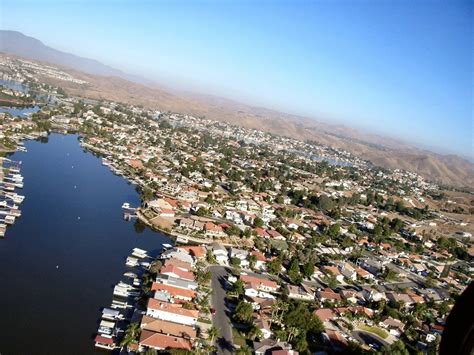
[287,326,300,342]
[207,326,219,343]
[236,344,252,355]
[269,299,289,327]
[120,322,141,347]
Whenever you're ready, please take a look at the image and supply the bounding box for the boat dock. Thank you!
[0,158,24,238]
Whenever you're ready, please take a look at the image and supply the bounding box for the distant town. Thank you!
[0,56,473,354]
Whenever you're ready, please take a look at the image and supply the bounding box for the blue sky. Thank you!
[1,0,472,157]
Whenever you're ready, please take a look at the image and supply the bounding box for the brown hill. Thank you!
[12,56,473,189]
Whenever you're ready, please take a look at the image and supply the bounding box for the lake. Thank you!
[0,105,40,117]
[0,133,172,354]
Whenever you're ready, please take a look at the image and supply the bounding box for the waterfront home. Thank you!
[177,246,206,260]
[161,248,194,266]
[151,283,196,303]
[146,299,198,326]
[94,335,117,350]
[139,330,192,351]
[160,264,195,281]
[163,258,193,272]
[140,315,197,339]
[155,274,198,291]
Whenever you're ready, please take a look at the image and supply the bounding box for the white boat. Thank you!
[111,299,128,309]
[139,261,151,268]
[124,272,137,279]
[4,215,15,224]
[131,247,149,258]
[113,285,129,298]
[125,256,139,267]
[121,202,136,212]
[102,308,123,321]
[9,193,24,204]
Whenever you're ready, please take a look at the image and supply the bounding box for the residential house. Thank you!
[146,299,198,326]
[139,330,192,351]
[286,284,315,302]
[210,243,229,264]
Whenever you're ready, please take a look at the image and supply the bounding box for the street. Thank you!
[209,265,234,354]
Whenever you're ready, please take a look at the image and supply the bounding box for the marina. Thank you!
[94,246,154,350]
[0,157,24,237]
[0,134,171,354]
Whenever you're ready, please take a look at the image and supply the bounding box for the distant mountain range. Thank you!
[0,30,149,84]
[1,30,473,189]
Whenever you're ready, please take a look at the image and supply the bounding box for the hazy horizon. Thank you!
[1,0,472,157]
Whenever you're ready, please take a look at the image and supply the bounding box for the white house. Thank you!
[146,299,198,326]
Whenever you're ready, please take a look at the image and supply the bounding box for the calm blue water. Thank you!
[0,105,40,117]
[0,133,171,354]
[0,79,28,93]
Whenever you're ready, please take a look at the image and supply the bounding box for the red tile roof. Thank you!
[147,299,199,318]
[139,330,192,350]
[160,264,195,281]
[151,283,196,300]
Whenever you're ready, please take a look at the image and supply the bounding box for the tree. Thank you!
[267,258,282,275]
[247,324,263,340]
[234,301,254,324]
[248,254,257,269]
[283,302,324,352]
[120,322,141,347]
[230,279,245,296]
[141,187,154,201]
[288,258,302,284]
[437,301,450,316]
[254,217,264,228]
[327,223,341,238]
[302,261,314,279]
[207,326,219,343]
[230,257,241,268]
[226,225,241,236]
[206,250,217,264]
[235,344,252,355]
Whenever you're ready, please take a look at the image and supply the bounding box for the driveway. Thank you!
[209,265,234,354]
